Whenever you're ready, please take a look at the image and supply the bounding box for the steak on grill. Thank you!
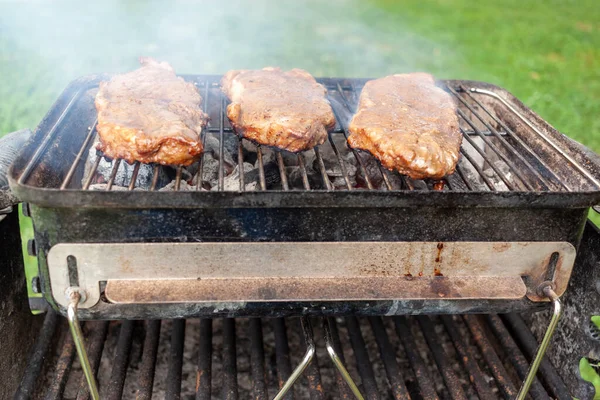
[347,73,462,179]
[95,58,208,166]
[221,67,336,152]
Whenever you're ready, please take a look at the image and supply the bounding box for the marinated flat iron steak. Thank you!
[95,58,208,166]
[348,73,462,179]
[221,67,336,152]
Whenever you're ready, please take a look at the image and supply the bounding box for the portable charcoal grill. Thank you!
[5,74,600,399]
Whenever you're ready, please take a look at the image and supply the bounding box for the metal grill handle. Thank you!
[66,288,100,400]
[272,317,316,400]
[516,286,563,400]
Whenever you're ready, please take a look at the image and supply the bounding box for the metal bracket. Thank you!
[516,286,563,400]
[66,288,100,400]
[47,241,576,310]
[272,317,316,400]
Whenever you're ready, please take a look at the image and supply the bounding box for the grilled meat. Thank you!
[221,67,336,152]
[95,57,208,166]
[347,73,462,179]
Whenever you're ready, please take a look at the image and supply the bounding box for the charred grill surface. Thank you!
[22,314,571,399]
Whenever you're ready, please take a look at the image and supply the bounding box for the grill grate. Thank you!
[40,78,599,194]
[18,313,571,399]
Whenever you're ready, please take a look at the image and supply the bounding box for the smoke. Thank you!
[0,0,454,131]
[0,0,452,75]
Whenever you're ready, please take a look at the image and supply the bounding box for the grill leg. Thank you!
[516,286,563,400]
[66,289,100,400]
[323,319,365,400]
[272,317,316,400]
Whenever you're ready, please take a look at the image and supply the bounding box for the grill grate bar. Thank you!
[462,315,517,399]
[218,98,226,191]
[471,87,600,189]
[393,317,441,400]
[326,131,353,190]
[222,318,239,400]
[15,310,58,400]
[345,317,380,400]
[276,152,290,191]
[29,314,574,399]
[464,88,570,191]
[298,154,311,190]
[128,162,140,191]
[136,320,161,400]
[45,328,77,400]
[450,87,546,191]
[196,319,213,400]
[314,147,333,190]
[256,146,267,191]
[416,316,468,400]
[60,121,98,189]
[106,320,135,400]
[453,165,474,191]
[249,318,268,400]
[501,314,571,399]
[105,159,121,191]
[456,86,559,191]
[149,165,160,191]
[238,139,246,191]
[303,349,325,400]
[76,321,109,400]
[326,318,357,399]
[175,166,183,191]
[368,317,411,400]
[166,319,185,400]
[82,154,102,190]
[461,130,513,190]
[334,83,375,190]
[273,318,295,400]
[441,316,496,399]
[458,148,496,191]
[195,82,211,191]
[457,109,531,191]
[485,315,550,400]
[334,82,395,190]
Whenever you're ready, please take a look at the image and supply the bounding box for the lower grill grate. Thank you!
[17,313,570,399]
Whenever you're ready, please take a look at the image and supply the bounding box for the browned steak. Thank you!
[221,67,336,152]
[95,58,208,166]
[348,73,462,179]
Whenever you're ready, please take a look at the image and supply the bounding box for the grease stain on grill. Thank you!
[435,242,444,276]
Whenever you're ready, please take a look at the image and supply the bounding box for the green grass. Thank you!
[1,0,599,394]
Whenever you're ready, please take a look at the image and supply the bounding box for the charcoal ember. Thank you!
[355,152,384,188]
[484,160,512,191]
[204,133,235,174]
[82,138,173,189]
[190,153,220,189]
[215,162,257,191]
[457,160,491,191]
[88,183,130,191]
[385,171,404,189]
[329,155,358,188]
[159,180,195,191]
[286,164,325,189]
[245,161,281,189]
[404,177,428,190]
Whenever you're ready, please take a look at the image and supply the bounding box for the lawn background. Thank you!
[1,0,599,395]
